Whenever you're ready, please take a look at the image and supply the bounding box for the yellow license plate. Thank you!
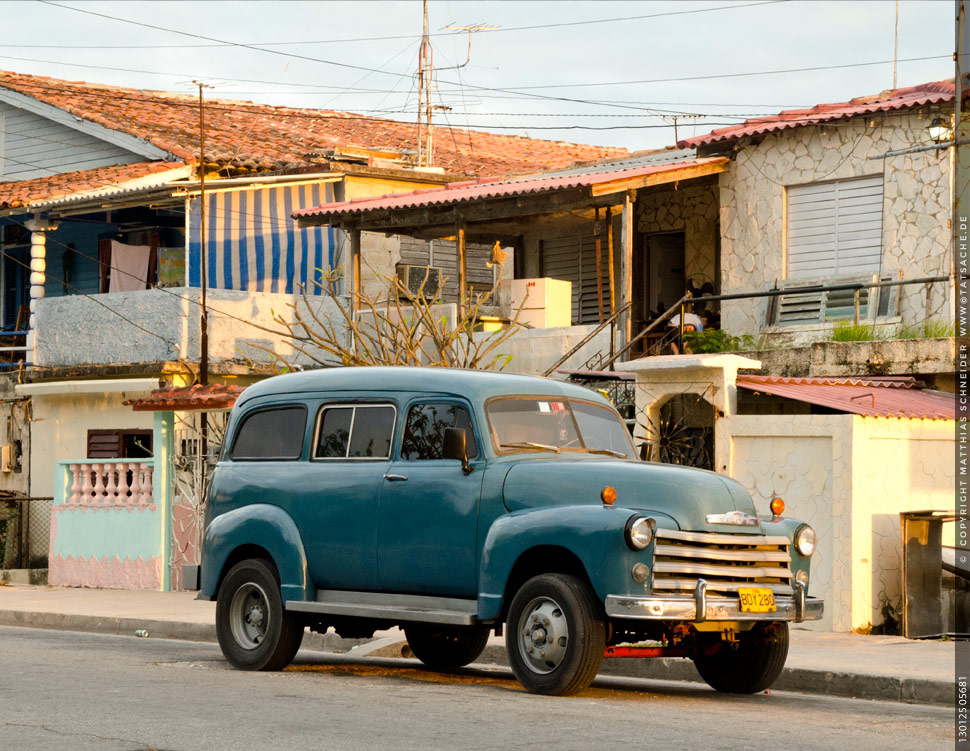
[738,587,776,613]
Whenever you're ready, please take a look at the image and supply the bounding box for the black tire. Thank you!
[404,624,490,669]
[505,573,605,696]
[692,621,789,694]
[216,558,304,671]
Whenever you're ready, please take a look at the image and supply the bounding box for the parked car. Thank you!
[189,367,822,696]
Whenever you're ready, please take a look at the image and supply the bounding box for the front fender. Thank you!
[200,504,315,603]
[478,505,671,621]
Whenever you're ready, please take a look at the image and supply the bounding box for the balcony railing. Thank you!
[66,460,155,508]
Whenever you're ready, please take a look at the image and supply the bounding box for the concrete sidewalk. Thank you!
[0,583,954,705]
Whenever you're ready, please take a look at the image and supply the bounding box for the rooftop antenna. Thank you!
[415,4,498,167]
[893,0,899,89]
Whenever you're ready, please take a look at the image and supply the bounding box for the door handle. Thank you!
[383,474,408,482]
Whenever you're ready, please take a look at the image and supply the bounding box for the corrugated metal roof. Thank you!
[736,375,954,420]
[124,384,245,412]
[505,147,698,181]
[679,80,955,149]
[294,156,728,220]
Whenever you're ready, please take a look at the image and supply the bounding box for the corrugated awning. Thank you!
[736,375,954,420]
[124,384,245,412]
[294,157,729,223]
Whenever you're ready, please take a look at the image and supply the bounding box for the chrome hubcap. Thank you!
[517,596,568,674]
[229,582,270,650]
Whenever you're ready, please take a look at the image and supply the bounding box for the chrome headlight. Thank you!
[625,516,654,551]
[794,525,817,557]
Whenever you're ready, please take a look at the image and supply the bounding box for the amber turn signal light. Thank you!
[601,486,617,505]
[770,497,785,516]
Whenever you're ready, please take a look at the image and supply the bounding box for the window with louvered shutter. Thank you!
[787,175,884,279]
[540,234,615,325]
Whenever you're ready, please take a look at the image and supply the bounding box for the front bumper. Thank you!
[606,580,823,623]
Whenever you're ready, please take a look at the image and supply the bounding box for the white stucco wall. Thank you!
[29,390,155,499]
[718,108,952,337]
[35,288,346,368]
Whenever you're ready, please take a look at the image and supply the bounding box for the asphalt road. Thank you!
[0,626,953,751]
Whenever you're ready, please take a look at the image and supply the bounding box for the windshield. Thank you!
[487,397,637,459]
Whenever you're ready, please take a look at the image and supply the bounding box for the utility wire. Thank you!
[29,1,786,48]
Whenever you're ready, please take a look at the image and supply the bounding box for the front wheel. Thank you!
[692,621,789,693]
[404,624,490,669]
[505,573,605,696]
[216,558,304,671]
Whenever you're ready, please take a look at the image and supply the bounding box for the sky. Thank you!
[0,0,955,152]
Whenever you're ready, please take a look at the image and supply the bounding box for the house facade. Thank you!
[0,69,626,589]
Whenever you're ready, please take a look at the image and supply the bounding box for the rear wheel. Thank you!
[505,573,605,696]
[692,621,789,693]
[404,624,490,669]
[216,558,304,671]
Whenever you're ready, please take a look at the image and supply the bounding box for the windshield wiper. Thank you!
[579,448,627,458]
[500,442,561,454]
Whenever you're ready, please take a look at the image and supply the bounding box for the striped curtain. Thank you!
[187,182,345,296]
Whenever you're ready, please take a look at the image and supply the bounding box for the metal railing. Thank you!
[0,497,53,570]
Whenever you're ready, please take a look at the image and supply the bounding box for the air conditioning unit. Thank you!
[397,264,442,299]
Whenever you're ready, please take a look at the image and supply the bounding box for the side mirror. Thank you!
[443,427,472,475]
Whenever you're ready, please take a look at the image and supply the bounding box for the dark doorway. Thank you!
[638,232,685,324]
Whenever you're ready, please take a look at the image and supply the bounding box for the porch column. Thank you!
[619,191,635,349]
[455,217,467,317]
[349,228,361,315]
[24,216,59,356]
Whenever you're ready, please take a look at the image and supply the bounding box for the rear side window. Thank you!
[315,404,395,459]
[231,406,307,461]
[401,402,478,460]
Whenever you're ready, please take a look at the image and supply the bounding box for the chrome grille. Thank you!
[652,529,793,595]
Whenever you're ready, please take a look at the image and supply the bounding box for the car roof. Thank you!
[236,366,606,407]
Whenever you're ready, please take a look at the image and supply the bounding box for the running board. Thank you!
[285,590,479,626]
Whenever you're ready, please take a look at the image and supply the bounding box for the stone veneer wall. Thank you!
[636,180,719,288]
[718,108,952,337]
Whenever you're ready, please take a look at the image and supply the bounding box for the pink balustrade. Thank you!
[67,462,154,508]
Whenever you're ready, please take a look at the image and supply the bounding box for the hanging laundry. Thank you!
[109,240,152,293]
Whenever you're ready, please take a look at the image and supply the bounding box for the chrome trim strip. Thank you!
[656,529,790,546]
[654,561,792,579]
[285,590,478,626]
[654,544,791,563]
[605,593,824,622]
[693,579,707,623]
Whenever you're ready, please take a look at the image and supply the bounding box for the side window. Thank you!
[231,406,307,461]
[315,404,395,459]
[401,402,478,461]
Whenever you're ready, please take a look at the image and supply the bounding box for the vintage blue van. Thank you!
[193,367,822,696]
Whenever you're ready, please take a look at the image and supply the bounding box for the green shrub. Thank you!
[829,321,884,342]
[895,320,956,339]
[683,329,757,353]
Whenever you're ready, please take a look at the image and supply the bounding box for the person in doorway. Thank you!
[667,311,704,355]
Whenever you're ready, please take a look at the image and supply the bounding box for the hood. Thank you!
[502,458,762,534]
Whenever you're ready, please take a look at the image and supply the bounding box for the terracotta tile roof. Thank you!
[295,157,729,220]
[124,383,245,412]
[0,70,628,179]
[678,80,956,149]
[0,161,186,209]
[736,374,955,420]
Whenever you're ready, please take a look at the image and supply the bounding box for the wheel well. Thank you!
[501,546,594,620]
[213,544,277,601]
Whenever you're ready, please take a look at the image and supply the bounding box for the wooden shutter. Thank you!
[787,175,883,279]
[87,429,122,458]
[540,234,612,325]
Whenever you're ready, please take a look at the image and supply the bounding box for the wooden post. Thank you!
[606,207,615,316]
[620,191,635,348]
[350,228,361,316]
[456,218,467,317]
[595,208,605,324]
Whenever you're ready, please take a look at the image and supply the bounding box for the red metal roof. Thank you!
[678,80,956,149]
[124,383,245,412]
[736,375,954,420]
[294,157,728,220]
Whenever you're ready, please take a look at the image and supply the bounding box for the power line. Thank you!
[25,1,786,49]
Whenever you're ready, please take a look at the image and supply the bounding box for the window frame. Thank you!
[484,394,636,458]
[311,402,398,462]
[399,398,480,462]
[229,404,308,462]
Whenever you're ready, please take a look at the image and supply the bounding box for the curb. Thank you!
[0,612,950,706]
